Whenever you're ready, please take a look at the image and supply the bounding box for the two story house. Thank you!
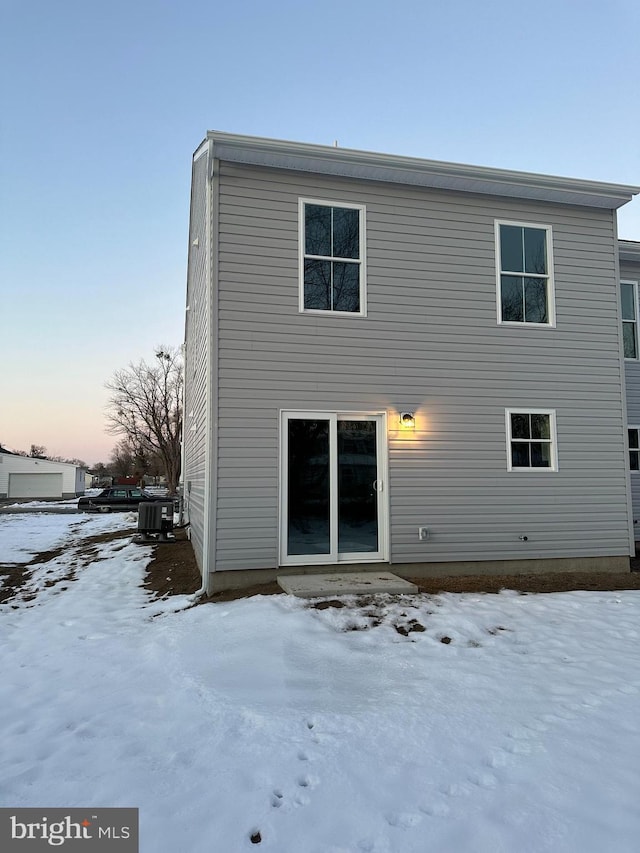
[183,132,639,594]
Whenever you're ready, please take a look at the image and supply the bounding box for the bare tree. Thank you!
[105,347,183,493]
[109,439,135,479]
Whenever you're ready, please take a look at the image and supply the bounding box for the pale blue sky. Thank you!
[2,0,639,464]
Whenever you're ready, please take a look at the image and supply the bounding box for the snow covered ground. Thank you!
[1,512,639,853]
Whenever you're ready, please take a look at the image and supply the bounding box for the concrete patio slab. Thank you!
[277,571,418,598]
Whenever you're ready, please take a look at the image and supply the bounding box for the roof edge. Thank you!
[206,131,640,210]
[620,239,640,263]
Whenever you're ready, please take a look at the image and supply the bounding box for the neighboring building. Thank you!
[183,132,639,594]
[0,449,85,499]
[620,240,640,537]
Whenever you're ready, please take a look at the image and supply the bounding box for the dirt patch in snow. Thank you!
[408,571,640,595]
[142,528,202,598]
[0,529,143,604]
[4,522,640,606]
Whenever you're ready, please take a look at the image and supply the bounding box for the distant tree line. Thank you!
[0,443,87,468]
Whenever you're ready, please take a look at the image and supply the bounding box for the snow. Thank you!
[0,511,135,565]
[1,513,640,853]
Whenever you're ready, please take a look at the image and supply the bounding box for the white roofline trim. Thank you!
[619,240,640,263]
[205,131,640,210]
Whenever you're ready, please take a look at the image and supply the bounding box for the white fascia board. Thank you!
[206,131,640,210]
[619,240,640,263]
[192,138,209,162]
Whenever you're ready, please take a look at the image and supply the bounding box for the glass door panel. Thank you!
[282,413,385,564]
[338,420,378,554]
[287,419,330,555]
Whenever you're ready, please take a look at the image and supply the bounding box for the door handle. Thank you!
[372,480,383,492]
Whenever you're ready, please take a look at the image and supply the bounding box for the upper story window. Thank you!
[505,409,558,471]
[299,199,366,315]
[621,280,638,359]
[496,221,555,326]
[629,428,640,470]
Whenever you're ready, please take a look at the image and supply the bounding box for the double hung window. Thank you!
[629,428,640,471]
[496,222,554,326]
[506,409,557,471]
[621,281,639,359]
[300,200,365,314]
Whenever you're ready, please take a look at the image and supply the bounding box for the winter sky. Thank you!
[2,0,639,465]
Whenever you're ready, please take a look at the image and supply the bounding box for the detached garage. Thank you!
[0,450,85,500]
[9,472,64,498]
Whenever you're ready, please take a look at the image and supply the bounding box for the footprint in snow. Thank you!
[468,770,498,789]
[385,811,423,828]
[484,751,508,769]
[440,781,472,798]
[419,801,450,818]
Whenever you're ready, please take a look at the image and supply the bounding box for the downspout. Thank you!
[197,141,219,598]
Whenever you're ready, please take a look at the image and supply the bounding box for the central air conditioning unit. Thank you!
[137,501,175,542]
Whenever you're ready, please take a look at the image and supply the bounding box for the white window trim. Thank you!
[298,198,367,317]
[621,279,639,361]
[628,425,640,472]
[495,220,555,328]
[505,408,558,472]
[278,410,388,566]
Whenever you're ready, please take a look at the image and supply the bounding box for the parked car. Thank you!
[78,487,176,513]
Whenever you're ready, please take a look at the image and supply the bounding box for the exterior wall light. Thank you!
[400,412,415,429]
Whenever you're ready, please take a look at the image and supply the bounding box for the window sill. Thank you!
[507,468,558,473]
[499,321,556,329]
[300,309,368,318]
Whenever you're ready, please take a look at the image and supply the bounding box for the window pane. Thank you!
[629,429,639,449]
[511,413,530,439]
[631,450,640,471]
[501,276,524,321]
[288,419,330,555]
[621,283,636,321]
[500,225,523,272]
[511,442,530,467]
[623,322,637,359]
[524,228,547,275]
[531,414,550,439]
[524,278,548,324]
[304,260,331,310]
[333,207,360,259]
[338,420,378,553]
[332,262,360,312]
[531,442,551,467]
[305,204,331,257]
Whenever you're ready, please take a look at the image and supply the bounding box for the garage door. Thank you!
[8,473,64,498]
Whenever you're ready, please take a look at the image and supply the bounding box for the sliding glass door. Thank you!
[281,412,386,565]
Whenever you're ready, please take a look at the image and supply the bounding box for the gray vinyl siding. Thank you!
[212,161,631,571]
[183,148,209,571]
[621,255,640,536]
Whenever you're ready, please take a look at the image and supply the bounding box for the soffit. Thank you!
[207,132,640,210]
